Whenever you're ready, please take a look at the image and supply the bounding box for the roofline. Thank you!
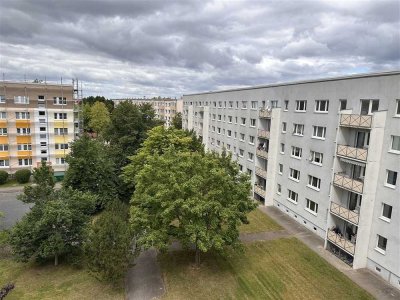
[183,70,400,97]
[0,81,73,87]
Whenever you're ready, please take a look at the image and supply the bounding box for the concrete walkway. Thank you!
[259,206,400,300]
[125,249,165,300]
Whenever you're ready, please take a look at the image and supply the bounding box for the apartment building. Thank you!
[113,97,183,127]
[182,71,400,289]
[0,81,80,176]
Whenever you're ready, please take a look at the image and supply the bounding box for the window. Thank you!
[55,143,69,150]
[242,101,247,109]
[212,126,215,132]
[381,203,392,221]
[14,96,29,104]
[249,136,255,144]
[288,190,298,203]
[282,122,287,133]
[234,132,237,138]
[241,117,246,125]
[40,127,46,132]
[250,119,256,127]
[340,99,347,111]
[218,101,222,108]
[229,101,233,108]
[390,136,400,153]
[54,113,67,119]
[310,151,323,165]
[212,114,216,120]
[0,95,5,103]
[0,128,7,136]
[385,170,397,187]
[226,144,231,150]
[361,99,379,115]
[312,126,326,139]
[293,124,304,136]
[54,128,68,135]
[247,168,252,176]
[17,128,30,135]
[251,101,257,109]
[38,95,45,101]
[315,100,329,112]
[40,142,47,147]
[289,168,300,181]
[18,158,32,166]
[308,175,321,190]
[0,159,9,167]
[17,144,32,151]
[239,149,244,157]
[295,100,307,112]
[240,133,245,141]
[235,117,238,124]
[238,164,243,171]
[217,140,221,146]
[248,152,254,161]
[218,115,222,121]
[15,112,30,119]
[306,199,318,214]
[227,130,232,137]
[0,112,6,119]
[217,127,221,134]
[270,100,278,108]
[291,146,302,159]
[0,144,8,151]
[53,97,67,105]
[376,235,387,253]
[278,164,283,174]
[228,116,232,123]
[284,100,289,110]
[277,184,282,194]
[56,157,66,165]
[280,143,285,154]
[396,100,400,116]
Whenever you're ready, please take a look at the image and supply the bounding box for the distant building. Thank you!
[0,81,81,176]
[112,97,183,127]
[183,71,400,289]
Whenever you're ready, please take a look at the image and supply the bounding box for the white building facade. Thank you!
[182,71,400,289]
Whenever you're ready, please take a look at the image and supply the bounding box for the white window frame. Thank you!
[385,170,397,188]
[250,118,256,127]
[284,100,289,111]
[0,95,5,104]
[17,144,32,151]
[375,235,387,254]
[295,100,307,112]
[240,133,245,142]
[282,122,287,133]
[396,100,400,117]
[291,146,302,159]
[0,144,9,151]
[53,97,67,105]
[248,152,254,161]
[15,112,30,120]
[241,117,246,125]
[227,130,232,137]
[239,149,244,157]
[18,158,32,166]
[307,175,321,191]
[310,151,323,166]
[305,199,318,215]
[389,135,400,154]
[380,203,392,223]
[287,190,298,204]
[56,157,66,165]
[278,164,283,175]
[289,168,300,182]
[249,136,255,145]
[0,159,10,167]
[312,126,326,140]
[293,124,304,136]
[0,128,7,136]
[14,96,29,104]
[315,100,329,113]
[277,184,282,195]
[17,128,31,135]
[0,111,6,119]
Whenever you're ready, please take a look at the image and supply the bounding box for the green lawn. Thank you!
[0,179,30,189]
[240,208,282,234]
[0,256,124,300]
[159,238,373,300]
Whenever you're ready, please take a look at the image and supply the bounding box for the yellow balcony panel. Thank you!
[0,153,9,159]
[17,150,33,157]
[0,120,7,127]
[54,136,68,143]
[16,136,32,144]
[16,120,31,127]
[54,121,68,128]
[55,150,68,157]
[0,136,8,143]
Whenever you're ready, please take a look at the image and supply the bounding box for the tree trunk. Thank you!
[54,254,58,266]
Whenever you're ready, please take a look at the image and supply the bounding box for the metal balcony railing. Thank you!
[340,114,372,129]
[337,145,368,162]
[330,202,359,225]
[257,129,270,139]
[259,108,272,119]
[255,166,267,179]
[256,148,268,159]
[327,229,355,255]
[333,173,364,194]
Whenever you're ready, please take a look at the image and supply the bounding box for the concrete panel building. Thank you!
[0,81,80,176]
[182,71,400,289]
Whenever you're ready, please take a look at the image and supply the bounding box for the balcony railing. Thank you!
[333,173,364,194]
[256,148,268,159]
[259,108,272,119]
[327,229,355,255]
[257,129,270,139]
[330,202,359,225]
[337,144,368,162]
[340,114,372,129]
[254,184,265,196]
[255,166,267,179]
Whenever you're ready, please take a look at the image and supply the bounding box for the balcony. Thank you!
[333,173,364,194]
[330,202,359,225]
[340,114,372,129]
[254,184,265,197]
[259,108,271,119]
[256,148,268,159]
[257,129,270,139]
[337,145,368,162]
[327,229,355,255]
[255,167,267,179]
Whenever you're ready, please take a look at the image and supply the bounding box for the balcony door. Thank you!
[355,131,370,148]
[351,165,365,180]
[348,192,362,212]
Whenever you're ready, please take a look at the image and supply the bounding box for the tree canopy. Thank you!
[88,101,110,136]
[171,112,183,129]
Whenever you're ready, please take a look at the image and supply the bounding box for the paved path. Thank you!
[125,249,165,300]
[0,190,32,230]
[259,206,400,300]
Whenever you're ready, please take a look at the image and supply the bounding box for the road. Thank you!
[0,189,32,230]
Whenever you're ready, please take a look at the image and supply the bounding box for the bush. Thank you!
[14,169,31,184]
[0,171,8,185]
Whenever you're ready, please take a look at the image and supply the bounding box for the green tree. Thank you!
[63,135,117,207]
[126,149,256,265]
[82,103,93,132]
[18,162,55,204]
[88,101,111,136]
[171,112,182,129]
[85,201,135,283]
[83,96,114,113]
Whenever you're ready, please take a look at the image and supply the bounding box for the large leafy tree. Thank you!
[171,112,183,129]
[126,149,256,264]
[83,96,114,113]
[88,101,110,136]
[63,135,117,206]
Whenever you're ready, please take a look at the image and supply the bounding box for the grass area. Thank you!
[159,238,373,300]
[239,208,282,234]
[0,179,30,189]
[0,256,124,300]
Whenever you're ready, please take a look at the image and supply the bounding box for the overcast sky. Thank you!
[0,0,399,98]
